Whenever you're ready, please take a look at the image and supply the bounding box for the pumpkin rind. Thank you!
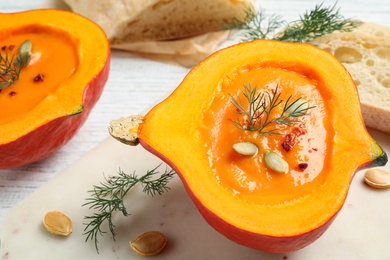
[0,10,110,168]
[137,39,387,252]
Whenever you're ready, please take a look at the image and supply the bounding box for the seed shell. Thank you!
[364,168,390,189]
[130,231,167,256]
[43,211,72,236]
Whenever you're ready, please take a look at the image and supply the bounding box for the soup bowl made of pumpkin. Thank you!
[108,39,387,253]
[0,10,110,168]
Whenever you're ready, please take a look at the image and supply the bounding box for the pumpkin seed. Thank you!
[233,142,258,156]
[130,231,167,256]
[285,98,309,117]
[364,168,390,189]
[19,39,32,56]
[43,211,72,236]
[264,152,288,173]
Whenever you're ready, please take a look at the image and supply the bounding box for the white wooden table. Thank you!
[1,0,389,241]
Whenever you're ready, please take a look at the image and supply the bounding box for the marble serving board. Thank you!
[1,129,389,260]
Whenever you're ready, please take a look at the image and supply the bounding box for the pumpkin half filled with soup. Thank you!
[120,40,388,252]
[0,10,110,168]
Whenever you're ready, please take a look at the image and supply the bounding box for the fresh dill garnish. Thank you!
[0,40,32,90]
[83,164,176,253]
[223,7,284,42]
[230,84,314,136]
[224,2,361,42]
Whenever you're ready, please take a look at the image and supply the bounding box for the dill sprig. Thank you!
[0,40,32,90]
[223,7,284,42]
[83,164,176,253]
[275,3,361,42]
[224,2,361,42]
[230,84,314,136]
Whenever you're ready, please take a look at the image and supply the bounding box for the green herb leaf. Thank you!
[230,84,315,136]
[0,40,32,90]
[275,3,361,42]
[82,164,176,254]
[224,2,362,42]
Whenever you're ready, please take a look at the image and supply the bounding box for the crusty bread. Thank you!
[312,24,390,134]
[62,0,254,43]
[354,22,390,38]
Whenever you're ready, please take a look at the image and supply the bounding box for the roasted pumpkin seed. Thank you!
[233,142,258,156]
[364,168,390,189]
[264,152,288,173]
[43,211,72,236]
[130,231,167,256]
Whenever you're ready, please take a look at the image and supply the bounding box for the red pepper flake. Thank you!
[8,45,15,51]
[282,134,294,152]
[1,46,6,51]
[312,148,318,151]
[282,126,307,152]
[297,163,308,171]
[34,74,44,82]
[9,91,16,96]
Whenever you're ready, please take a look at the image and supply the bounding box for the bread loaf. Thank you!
[312,23,390,134]
[353,22,390,38]
[62,0,255,43]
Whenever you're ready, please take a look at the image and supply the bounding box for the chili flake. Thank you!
[282,126,307,152]
[34,74,44,82]
[297,163,308,171]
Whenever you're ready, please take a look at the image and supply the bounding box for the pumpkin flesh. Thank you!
[139,40,387,252]
[0,10,110,168]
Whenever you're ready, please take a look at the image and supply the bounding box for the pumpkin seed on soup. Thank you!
[285,98,309,116]
[264,152,288,173]
[233,142,258,156]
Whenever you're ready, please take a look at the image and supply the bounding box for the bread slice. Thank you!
[62,0,254,43]
[312,26,390,134]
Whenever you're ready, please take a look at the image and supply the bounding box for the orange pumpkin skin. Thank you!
[138,40,387,252]
[0,10,110,168]
[140,140,339,252]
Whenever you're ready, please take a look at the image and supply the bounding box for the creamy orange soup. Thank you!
[200,65,333,204]
[0,27,78,124]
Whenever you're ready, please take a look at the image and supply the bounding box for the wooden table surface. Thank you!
[1,0,389,232]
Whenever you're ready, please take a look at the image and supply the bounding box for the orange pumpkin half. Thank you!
[0,10,110,168]
[112,40,387,252]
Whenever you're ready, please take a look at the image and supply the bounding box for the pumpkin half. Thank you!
[112,40,387,252]
[0,10,110,168]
